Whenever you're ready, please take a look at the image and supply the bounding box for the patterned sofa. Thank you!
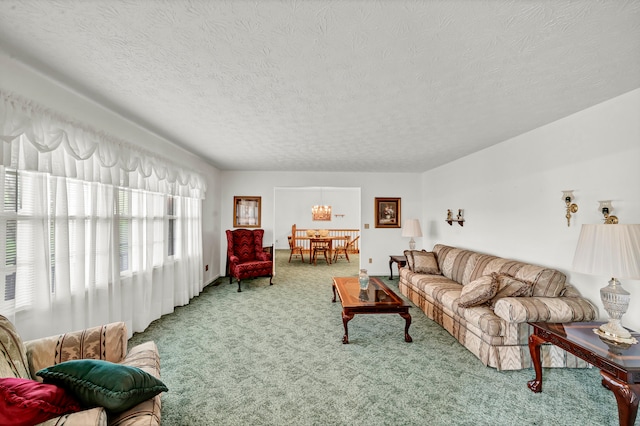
[399,244,598,371]
[0,316,163,425]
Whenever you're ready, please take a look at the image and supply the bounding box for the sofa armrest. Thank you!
[38,407,107,426]
[109,340,163,426]
[493,296,598,324]
[24,322,128,379]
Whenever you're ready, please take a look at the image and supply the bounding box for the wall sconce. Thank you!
[562,190,578,227]
[446,209,465,226]
[598,200,619,224]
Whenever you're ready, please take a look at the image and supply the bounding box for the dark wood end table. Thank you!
[388,255,407,279]
[528,321,640,426]
[332,276,412,344]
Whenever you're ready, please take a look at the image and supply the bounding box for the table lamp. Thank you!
[402,219,422,250]
[572,224,640,344]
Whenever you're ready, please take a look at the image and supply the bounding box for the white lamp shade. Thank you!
[572,224,640,279]
[402,219,423,238]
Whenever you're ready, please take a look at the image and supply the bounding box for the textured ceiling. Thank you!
[0,0,639,172]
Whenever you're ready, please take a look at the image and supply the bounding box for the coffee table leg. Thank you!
[342,310,354,344]
[332,284,337,303]
[400,312,412,342]
[600,370,640,426]
[527,333,544,393]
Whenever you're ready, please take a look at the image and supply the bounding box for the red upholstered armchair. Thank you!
[226,229,273,292]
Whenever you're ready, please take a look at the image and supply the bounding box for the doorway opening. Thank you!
[273,186,361,277]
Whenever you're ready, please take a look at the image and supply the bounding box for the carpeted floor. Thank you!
[129,250,621,425]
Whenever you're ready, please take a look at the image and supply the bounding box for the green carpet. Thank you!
[129,250,621,425]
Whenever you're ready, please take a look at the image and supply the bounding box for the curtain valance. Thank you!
[0,91,206,198]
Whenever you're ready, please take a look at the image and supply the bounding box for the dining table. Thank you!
[297,236,349,264]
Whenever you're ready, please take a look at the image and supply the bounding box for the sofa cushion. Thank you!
[0,377,82,426]
[493,296,597,323]
[36,359,168,413]
[434,245,475,284]
[459,275,498,308]
[489,274,532,307]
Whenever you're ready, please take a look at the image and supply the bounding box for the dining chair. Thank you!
[333,235,360,263]
[288,235,304,263]
[310,238,330,265]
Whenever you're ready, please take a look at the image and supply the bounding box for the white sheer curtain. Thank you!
[0,91,206,340]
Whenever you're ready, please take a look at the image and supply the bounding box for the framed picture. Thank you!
[374,197,401,228]
[233,196,261,228]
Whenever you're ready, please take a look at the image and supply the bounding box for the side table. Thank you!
[388,255,407,279]
[528,321,640,426]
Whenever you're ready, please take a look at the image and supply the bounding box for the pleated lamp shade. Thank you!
[572,224,640,279]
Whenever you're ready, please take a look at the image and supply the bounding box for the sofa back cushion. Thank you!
[432,245,475,284]
[433,244,566,297]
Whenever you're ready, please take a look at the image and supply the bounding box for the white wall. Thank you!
[422,88,640,330]
[220,171,423,276]
[273,187,361,249]
[0,51,222,286]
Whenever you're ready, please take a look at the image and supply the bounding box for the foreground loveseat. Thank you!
[0,316,164,425]
[399,244,598,371]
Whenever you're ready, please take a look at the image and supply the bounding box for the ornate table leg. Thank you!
[400,312,412,342]
[342,310,354,344]
[527,333,544,393]
[600,370,640,426]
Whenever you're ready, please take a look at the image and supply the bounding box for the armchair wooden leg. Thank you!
[269,275,273,285]
[237,279,242,292]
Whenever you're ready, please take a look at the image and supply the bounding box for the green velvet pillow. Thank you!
[36,359,168,413]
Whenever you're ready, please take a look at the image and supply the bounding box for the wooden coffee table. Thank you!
[528,321,640,426]
[332,276,412,344]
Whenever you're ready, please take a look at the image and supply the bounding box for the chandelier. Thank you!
[311,204,331,216]
[311,187,331,220]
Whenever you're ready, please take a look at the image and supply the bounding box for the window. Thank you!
[2,169,53,308]
[2,169,17,302]
[1,91,205,335]
[167,196,176,257]
[118,187,130,273]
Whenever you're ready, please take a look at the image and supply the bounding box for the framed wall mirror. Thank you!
[233,196,261,228]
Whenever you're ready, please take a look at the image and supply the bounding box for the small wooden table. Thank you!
[332,276,412,344]
[388,255,407,279]
[528,321,640,426]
